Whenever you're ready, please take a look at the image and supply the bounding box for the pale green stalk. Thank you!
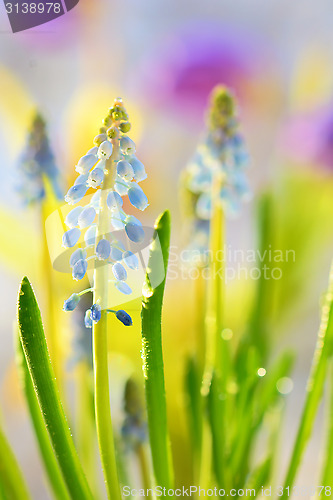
[199,170,227,488]
[136,443,151,491]
[76,361,99,496]
[92,138,122,500]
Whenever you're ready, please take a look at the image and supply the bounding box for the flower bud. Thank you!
[96,239,111,260]
[65,184,88,204]
[122,251,139,270]
[63,293,80,311]
[91,304,102,322]
[115,281,132,295]
[84,309,93,328]
[120,136,136,155]
[78,206,96,228]
[94,133,107,146]
[72,259,88,280]
[62,227,81,248]
[98,140,113,160]
[65,206,83,228]
[112,262,127,281]
[76,154,97,174]
[115,310,133,326]
[88,167,104,188]
[117,160,134,181]
[119,122,131,133]
[106,190,123,210]
[128,183,149,211]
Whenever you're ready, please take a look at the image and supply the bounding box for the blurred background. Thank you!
[1,0,333,498]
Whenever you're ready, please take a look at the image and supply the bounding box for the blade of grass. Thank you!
[281,262,333,498]
[0,419,31,499]
[141,210,174,489]
[319,359,333,487]
[15,328,70,500]
[17,277,93,500]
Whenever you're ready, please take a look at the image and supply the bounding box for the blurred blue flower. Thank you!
[17,113,63,205]
[181,86,250,255]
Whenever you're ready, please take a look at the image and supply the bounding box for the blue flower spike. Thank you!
[181,85,250,255]
[62,97,148,328]
[17,113,63,205]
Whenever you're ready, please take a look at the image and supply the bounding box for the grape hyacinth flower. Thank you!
[17,113,62,205]
[62,98,149,329]
[61,98,149,500]
[181,85,250,257]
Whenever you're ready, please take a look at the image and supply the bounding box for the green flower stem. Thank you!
[76,361,99,497]
[199,172,227,488]
[141,210,174,490]
[93,139,122,500]
[195,269,207,374]
[0,417,31,500]
[15,328,70,500]
[281,262,333,498]
[17,277,93,500]
[136,443,151,491]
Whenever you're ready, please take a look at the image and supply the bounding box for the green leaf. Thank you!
[184,357,203,457]
[281,262,333,497]
[17,277,93,500]
[15,329,71,500]
[0,419,31,500]
[141,210,174,489]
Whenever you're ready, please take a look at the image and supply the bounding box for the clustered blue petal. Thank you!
[62,98,147,329]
